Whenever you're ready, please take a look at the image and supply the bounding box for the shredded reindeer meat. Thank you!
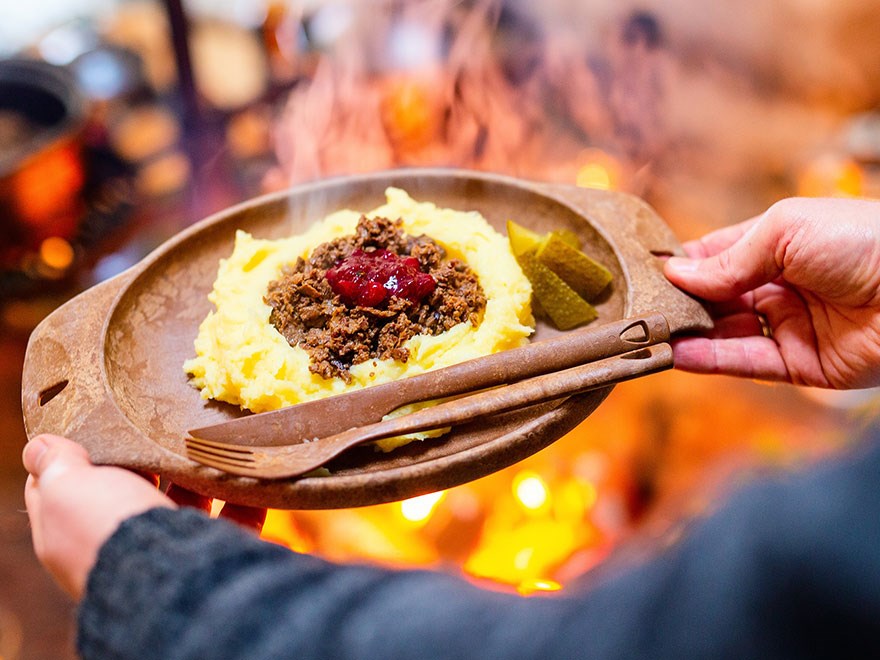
[265,216,486,381]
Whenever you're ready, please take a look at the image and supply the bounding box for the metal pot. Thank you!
[0,58,88,258]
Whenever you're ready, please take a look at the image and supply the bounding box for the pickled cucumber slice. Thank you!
[516,252,598,330]
[506,220,543,256]
[536,234,612,301]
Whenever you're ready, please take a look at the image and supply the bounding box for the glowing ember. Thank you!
[517,578,563,596]
[575,149,623,190]
[400,491,445,524]
[513,471,549,512]
[12,143,84,231]
[39,237,74,271]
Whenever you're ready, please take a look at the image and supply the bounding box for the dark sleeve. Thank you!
[78,434,880,660]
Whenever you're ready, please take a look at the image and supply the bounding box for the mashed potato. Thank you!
[184,187,534,449]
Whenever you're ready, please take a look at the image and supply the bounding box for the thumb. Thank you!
[22,434,91,481]
[664,217,785,302]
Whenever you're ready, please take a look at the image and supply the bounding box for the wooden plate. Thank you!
[21,169,711,509]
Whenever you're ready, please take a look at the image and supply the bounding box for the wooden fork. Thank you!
[184,343,673,479]
[188,312,671,446]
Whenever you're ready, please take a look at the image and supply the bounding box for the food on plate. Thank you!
[535,233,612,300]
[184,188,534,450]
[516,253,598,330]
[506,220,612,330]
[265,215,487,382]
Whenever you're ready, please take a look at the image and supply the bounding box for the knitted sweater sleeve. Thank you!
[78,436,880,660]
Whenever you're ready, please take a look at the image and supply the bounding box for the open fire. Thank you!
[267,0,652,193]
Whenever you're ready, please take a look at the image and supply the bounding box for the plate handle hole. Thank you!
[39,380,69,406]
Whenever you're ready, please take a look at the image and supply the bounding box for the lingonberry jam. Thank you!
[326,248,436,307]
[266,215,485,381]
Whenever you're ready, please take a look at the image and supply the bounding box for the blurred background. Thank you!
[2,0,880,657]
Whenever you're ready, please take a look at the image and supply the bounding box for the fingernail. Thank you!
[22,435,50,474]
[666,256,699,273]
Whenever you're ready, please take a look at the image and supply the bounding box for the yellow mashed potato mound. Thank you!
[184,187,534,449]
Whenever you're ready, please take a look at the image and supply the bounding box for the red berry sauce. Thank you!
[326,249,436,307]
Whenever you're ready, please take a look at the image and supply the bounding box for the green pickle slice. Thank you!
[516,252,598,330]
[536,234,612,301]
[506,220,543,256]
[507,220,612,330]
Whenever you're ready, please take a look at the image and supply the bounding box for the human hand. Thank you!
[664,197,880,389]
[23,434,268,601]
[22,434,175,600]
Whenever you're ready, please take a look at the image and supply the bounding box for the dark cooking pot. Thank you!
[0,58,89,252]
